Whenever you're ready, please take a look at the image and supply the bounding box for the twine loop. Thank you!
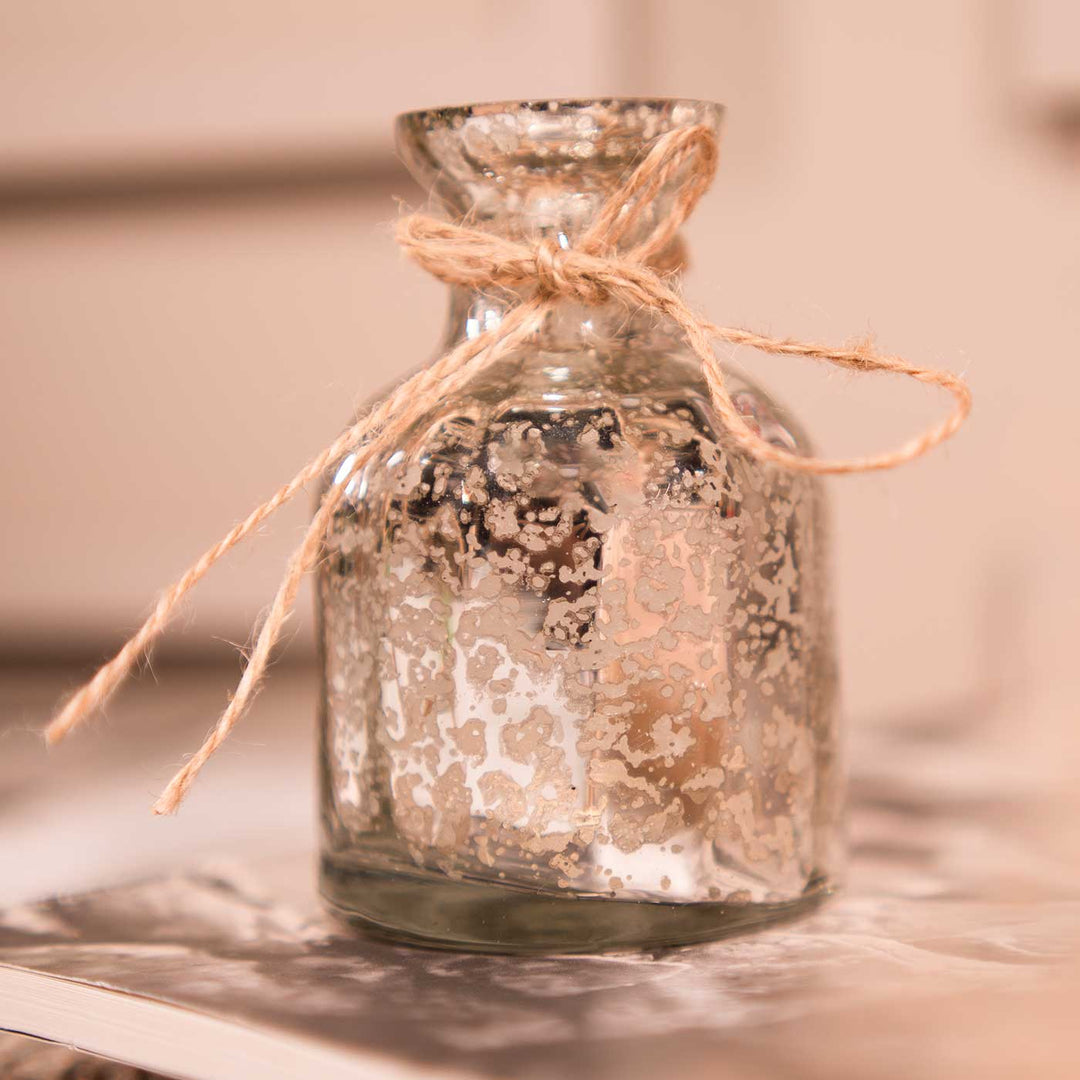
[44,123,971,814]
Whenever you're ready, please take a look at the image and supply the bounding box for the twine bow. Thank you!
[45,125,970,814]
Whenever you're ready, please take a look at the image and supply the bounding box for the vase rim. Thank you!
[394,97,723,231]
[396,97,724,129]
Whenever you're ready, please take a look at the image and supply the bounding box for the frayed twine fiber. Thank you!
[45,125,970,814]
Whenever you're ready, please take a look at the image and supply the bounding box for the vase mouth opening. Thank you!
[394,98,723,221]
[396,96,723,132]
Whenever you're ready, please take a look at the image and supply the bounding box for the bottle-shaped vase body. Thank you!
[317,99,841,952]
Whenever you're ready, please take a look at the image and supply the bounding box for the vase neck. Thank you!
[442,283,671,355]
[396,98,722,251]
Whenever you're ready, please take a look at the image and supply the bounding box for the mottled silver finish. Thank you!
[317,100,840,949]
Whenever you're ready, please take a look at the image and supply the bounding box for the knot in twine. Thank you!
[534,237,607,304]
[45,124,971,815]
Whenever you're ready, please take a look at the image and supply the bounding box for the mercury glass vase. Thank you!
[317,99,841,953]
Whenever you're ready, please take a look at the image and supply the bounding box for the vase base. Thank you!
[320,856,832,955]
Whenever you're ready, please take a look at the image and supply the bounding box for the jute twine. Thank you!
[45,125,970,814]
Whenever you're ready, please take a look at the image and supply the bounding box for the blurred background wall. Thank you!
[1,0,1077,737]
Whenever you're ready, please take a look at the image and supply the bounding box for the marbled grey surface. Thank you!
[2,666,1078,1079]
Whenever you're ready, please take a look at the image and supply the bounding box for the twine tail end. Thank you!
[43,632,155,748]
[44,695,93,747]
[152,771,190,816]
[43,715,70,747]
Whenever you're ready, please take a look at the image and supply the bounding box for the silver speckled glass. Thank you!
[317,99,841,952]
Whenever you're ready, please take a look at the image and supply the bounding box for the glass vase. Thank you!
[317,98,841,953]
